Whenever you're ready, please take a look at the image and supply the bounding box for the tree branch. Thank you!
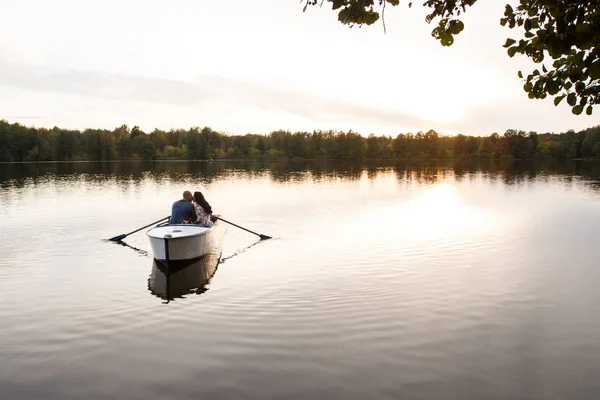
[382,0,387,34]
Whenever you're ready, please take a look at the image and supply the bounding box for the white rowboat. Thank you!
[146,218,227,262]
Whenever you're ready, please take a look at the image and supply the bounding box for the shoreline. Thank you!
[2,158,600,165]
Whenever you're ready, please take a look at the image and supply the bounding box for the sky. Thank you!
[0,0,598,136]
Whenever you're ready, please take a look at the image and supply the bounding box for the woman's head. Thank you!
[193,191,212,214]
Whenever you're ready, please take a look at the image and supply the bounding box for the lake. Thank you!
[1,160,600,400]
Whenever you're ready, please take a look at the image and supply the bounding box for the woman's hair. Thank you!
[193,191,212,214]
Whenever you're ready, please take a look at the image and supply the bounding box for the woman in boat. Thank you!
[192,191,213,227]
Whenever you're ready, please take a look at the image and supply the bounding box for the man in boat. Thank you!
[169,191,197,224]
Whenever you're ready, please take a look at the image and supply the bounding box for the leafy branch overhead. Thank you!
[302,0,600,115]
[502,2,600,115]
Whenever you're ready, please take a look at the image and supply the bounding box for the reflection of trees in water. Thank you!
[307,160,364,182]
[395,162,455,185]
[2,160,600,194]
[392,159,600,192]
[1,161,150,188]
[491,160,600,189]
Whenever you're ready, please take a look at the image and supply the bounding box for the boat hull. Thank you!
[146,219,227,262]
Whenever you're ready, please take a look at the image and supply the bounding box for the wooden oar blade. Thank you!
[259,234,272,240]
[107,216,170,242]
[109,234,127,242]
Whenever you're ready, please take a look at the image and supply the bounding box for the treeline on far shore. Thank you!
[1,119,600,163]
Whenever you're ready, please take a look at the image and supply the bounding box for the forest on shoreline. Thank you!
[1,119,600,163]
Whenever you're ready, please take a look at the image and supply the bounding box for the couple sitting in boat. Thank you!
[169,190,213,227]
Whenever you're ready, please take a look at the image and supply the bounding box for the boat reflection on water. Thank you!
[148,249,222,302]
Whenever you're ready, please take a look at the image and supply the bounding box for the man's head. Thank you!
[183,191,193,202]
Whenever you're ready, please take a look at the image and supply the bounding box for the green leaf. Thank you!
[576,23,592,34]
[554,95,566,106]
[572,105,584,115]
[547,81,560,95]
[537,29,547,41]
[508,46,519,57]
[569,70,582,83]
[588,61,600,80]
[586,105,593,115]
[503,38,516,48]
[567,93,577,106]
[542,64,547,73]
[332,0,344,9]
[303,2,308,12]
[518,71,523,79]
[440,34,454,47]
[448,20,464,35]
[578,35,595,50]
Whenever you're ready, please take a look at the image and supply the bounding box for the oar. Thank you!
[108,216,171,242]
[215,216,272,240]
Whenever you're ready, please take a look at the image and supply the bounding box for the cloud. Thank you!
[0,52,438,132]
[248,90,434,130]
[443,97,598,135]
[1,48,596,136]
[0,56,216,106]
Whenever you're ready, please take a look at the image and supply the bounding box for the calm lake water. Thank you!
[1,160,600,400]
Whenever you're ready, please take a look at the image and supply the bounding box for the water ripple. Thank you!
[2,163,600,399]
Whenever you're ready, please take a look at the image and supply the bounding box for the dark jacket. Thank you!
[170,199,196,224]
